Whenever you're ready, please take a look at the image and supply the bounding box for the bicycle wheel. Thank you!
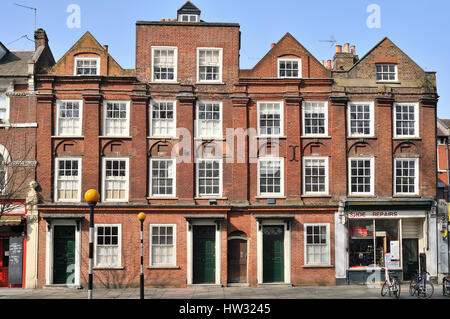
[418,281,434,299]
[392,279,401,299]
[409,279,417,296]
[381,281,389,297]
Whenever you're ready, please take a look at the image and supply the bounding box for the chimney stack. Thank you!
[344,43,350,53]
[34,28,48,51]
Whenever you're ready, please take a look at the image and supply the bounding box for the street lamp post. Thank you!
[137,212,146,299]
[85,189,100,300]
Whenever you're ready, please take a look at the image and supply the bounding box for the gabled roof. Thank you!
[0,42,9,60]
[347,37,426,73]
[0,50,34,76]
[177,1,201,14]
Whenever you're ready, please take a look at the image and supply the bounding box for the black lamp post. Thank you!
[84,189,100,299]
[137,212,146,299]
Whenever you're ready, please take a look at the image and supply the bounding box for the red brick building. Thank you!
[34,2,440,288]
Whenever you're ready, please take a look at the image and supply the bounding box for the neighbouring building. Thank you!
[0,28,54,288]
[33,1,442,288]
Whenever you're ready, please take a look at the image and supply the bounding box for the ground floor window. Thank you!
[150,224,176,266]
[304,223,330,265]
[95,224,121,268]
[348,219,399,268]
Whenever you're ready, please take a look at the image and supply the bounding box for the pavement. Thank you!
[0,284,449,299]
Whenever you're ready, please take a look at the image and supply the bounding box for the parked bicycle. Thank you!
[443,274,450,297]
[381,268,401,299]
[409,270,434,298]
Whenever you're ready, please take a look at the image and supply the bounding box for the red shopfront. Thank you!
[0,210,27,288]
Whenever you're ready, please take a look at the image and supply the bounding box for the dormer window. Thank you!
[178,14,199,22]
[74,56,100,75]
[376,63,397,82]
[177,1,201,23]
[278,58,301,78]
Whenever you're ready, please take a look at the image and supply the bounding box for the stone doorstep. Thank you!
[43,284,82,289]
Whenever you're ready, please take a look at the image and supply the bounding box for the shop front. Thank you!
[335,200,433,284]
[0,209,26,288]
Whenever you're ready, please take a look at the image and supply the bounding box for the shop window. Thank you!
[349,219,400,269]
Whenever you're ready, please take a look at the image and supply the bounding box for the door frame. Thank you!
[186,219,222,285]
[227,235,249,284]
[257,219,291,284]
[45,220,81,287]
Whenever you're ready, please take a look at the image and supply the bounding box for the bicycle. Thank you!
[443,274,450,297]
[381,268,401,299]
[409,270,434,298]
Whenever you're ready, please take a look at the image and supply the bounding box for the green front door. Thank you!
[193,226,216,284]
[53,226,76,284]
[263,225,284,283]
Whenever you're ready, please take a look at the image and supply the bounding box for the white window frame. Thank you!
[151,46,178,83]
[55,99,83,136]
[376,63,397,82]
[393,158,419,196]
[149,158,177,198]
[347,101,374,137]
[257,101,284,137]
[393,102,419,138]
[54,157,82,203]
[277,57,302,79]
[0,91,10,125]
[102,157,129,202]
[195,158,223,197]
[149,100,177,138]
[73,56,100,76]
[195,101,223,139]
[303,223,331,266]
[178,14,199,22]
[348,157,375,196]
[197,47,223,83]
[149,224,177,267]
[0,144,10,195]
[302,157,329,196]
[94,224,122,268]
[257,157,284,197]
[302,101,328,136]
[103,100,130,137]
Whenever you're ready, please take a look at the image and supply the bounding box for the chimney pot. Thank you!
[351,45,355,54]
[103,45,108,52]
[336,45,342,53]
[344,43,350,53]
[320,60,324,65]
[326,60,332,69]
[271,43,275,49]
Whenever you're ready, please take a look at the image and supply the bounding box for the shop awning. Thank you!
[0,215,22,226]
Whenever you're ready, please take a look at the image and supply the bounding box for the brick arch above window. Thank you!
[302,141,329,156]
[194,141,223,159]
[257,140,280,158]
[393,141,420,157]
[347,141,375,157]
[148,141,174,158]
[101,140,130,157]
[54,139,83,157]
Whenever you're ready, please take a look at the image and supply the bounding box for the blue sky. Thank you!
[1,0,448,117]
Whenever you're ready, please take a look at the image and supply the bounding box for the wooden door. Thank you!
[227,239,247,283]
[263,225,284,283]
[0,238,9,287]
[53,226,76,284]
[193,226,216,284]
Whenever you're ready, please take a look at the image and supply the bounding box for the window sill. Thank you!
[392,194,420,198]
[195,82,225,85]
[147,265,180,269]
[147,136,179,140]
[51,135,84,139]
[194,137,225,141]
[147,196,178,200]
[376,81,401,84]
[301,194,332,198]
[195,196,227,200]
[347,195,376,198]
[93,266,125,270]
[99,136,132,139]
[256,136,287,139]
[301,135,331,139]
[302,264,334,269]
[255,196,286,199]
[151,81,180,84]
[392,137,421,140]
[347,136,377,139]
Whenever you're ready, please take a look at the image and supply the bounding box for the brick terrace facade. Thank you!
[34,2,439,288]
